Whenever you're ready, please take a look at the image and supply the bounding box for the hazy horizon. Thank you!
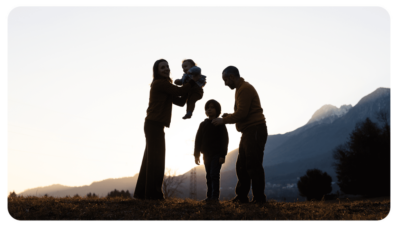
[8,7,390,194]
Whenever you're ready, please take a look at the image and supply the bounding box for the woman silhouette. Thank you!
[133,59,201,200]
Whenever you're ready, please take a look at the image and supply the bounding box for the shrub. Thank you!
[297,168,332,201]
[106,189,131,198]
[86,192,98,198]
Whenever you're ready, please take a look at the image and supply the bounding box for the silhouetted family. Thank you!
[134,59,268,204]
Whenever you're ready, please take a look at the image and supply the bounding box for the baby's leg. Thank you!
[180,93,189,106]
[186,91,203,113]
[183,88,203,119]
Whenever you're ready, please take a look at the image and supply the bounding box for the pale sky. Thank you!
[7,7,390,194]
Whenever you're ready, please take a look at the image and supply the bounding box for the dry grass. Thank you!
[8,195,390,220]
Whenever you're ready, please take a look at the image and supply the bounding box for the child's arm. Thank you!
[174,79,183,85]
[194,122,204,165]
[218,124,229,163]
[181,74,190,84]
[198,75,207,87]
[174,74,190,86]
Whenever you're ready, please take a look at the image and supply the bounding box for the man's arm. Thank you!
[222,113,231,118]
[211,114,230,126]
[222,86,255,124]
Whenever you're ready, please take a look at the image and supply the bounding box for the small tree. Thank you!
[297,168,332,201]
[125,190,132,198]
[163,168,185,199]
[86,192,98,198]
[8,191,17,199]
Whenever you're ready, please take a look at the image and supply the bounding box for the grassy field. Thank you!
[8,195,390,220]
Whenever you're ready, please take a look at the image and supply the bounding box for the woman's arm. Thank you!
[159,79,197,96]
[172,95,187,107]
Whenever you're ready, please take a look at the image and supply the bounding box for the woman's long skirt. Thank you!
[133,119,166,200]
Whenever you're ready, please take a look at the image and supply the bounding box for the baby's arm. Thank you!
[174,79,183,85]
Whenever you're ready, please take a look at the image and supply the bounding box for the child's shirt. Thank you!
[194,118,229,159]
[181,74,207,87]
[178,66,207,88]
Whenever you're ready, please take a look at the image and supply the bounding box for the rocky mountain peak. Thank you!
[356,87,390,106]
[307,104,352,125]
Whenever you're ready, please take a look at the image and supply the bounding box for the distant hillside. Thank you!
[18,184,71,197]
[18,174,139,197]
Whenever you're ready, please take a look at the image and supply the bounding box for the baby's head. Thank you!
[182,59,196,74]
[205,99,221,119]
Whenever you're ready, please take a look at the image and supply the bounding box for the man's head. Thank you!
[222,66,240,90]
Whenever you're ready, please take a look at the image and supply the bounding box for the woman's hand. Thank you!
[219,157,225,164]
[195,157,200,165]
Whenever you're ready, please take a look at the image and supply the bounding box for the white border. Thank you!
[5,4,394,223]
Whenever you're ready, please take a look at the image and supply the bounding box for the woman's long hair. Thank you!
[152,59,172,85]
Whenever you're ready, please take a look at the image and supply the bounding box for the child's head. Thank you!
[205,99,221,119]
[182,59,196,74]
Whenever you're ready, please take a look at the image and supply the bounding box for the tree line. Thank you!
[297,111,390,200]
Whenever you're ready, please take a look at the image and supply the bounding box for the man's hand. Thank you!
[195,157,200,165]
[219,157,225,164]
[212,118,224,126]
[221,113,230,118]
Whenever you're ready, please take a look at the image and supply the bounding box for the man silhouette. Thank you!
[212,66,268,204]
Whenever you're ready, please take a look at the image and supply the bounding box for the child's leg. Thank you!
[210,155,222,200]
[203,155,213,199]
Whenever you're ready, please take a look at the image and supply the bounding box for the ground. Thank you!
[8,196,390,220]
